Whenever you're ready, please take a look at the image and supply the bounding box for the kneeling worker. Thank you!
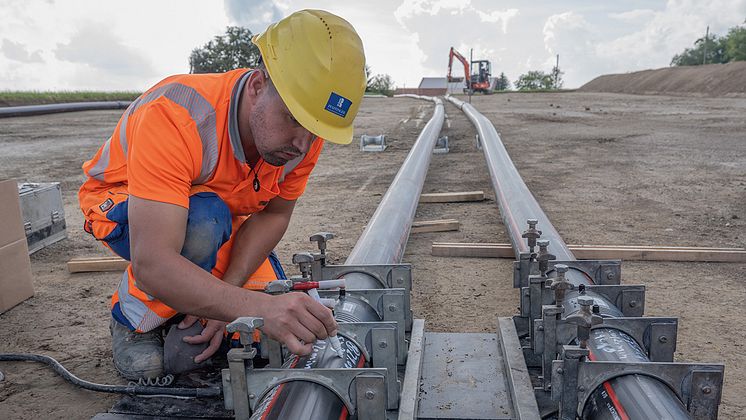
[77,10,366,380]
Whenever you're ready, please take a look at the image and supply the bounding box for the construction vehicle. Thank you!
[447,46,493,94]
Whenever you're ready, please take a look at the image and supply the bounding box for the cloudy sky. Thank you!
[1,0,745,91]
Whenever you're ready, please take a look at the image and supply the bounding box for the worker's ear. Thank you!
[246,70,269,101]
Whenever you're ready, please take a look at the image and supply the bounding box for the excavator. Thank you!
[447,46,493,94]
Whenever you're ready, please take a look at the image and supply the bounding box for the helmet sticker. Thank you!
[324,92,352,118]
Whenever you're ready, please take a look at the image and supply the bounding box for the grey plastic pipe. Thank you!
[0,101,131,118]
[251,97,445,419]
[445,95,689,420]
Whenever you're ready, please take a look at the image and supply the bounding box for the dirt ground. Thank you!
[0,92,744,418]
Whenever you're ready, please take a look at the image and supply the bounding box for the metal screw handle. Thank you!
[227,317,265,348]
[310,232,334,254]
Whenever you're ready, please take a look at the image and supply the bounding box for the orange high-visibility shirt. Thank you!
[79,68,323,235]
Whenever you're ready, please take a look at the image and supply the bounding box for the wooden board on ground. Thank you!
[411,219,460,234]
[420,191,484,203]
[68,256,128,273]
[431,242,746,263]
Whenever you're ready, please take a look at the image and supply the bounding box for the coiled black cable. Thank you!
[0,353,221,398]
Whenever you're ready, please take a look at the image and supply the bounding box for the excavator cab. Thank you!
[470,60,492,92]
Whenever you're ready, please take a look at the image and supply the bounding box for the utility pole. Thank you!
[554,54,560,89]
[703,25,709,65]
[469,48,473,103]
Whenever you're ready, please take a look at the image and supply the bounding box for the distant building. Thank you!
[394,76,497,95]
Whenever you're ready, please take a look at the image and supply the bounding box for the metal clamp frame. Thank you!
[535,316,678,368]
[551,345,724,420]
[319,288,409,363]
[336,321,400,408]
[514,257,622,290]
[224,367,389,419]
[318,263,413,330]
[584,284,646,317]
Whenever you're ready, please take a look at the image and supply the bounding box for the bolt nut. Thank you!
[577,296,594,307]
[378,341,388,349]
[606,271,615,280]
[249,393,256,399]
[578,385,586,392]
[365,390,376,400]
[537,325,544,331]
[702,386,712,395]
[659,336,668,344]
[556,367,564,374]
[388,304,397,312]
[629,300,638,308]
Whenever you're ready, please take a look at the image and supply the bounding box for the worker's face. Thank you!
[249,79,315,167]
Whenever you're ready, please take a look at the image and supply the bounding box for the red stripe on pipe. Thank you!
[340,353,368,420]
[588,351,630,420]
[260,357,301,419]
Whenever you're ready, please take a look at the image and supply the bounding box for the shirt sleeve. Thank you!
[277,138,324,201]
[126,100,203,208]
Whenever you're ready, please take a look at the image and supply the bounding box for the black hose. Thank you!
[0,353,221,398]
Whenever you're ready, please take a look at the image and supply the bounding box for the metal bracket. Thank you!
[536,316,678,366]
[552,347,724,420]
[475,133,482,150]
[536,304,564,390]
[237,367,388,417]
[318,263,413,330]
[319,288,409,363]
[360,134,387,152]
[549,260,622,286]
[336,321,400,408]
[513,252,536,288]
[433,135,449,154]
[584,284,646,317]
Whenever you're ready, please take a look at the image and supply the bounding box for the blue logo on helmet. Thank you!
[325,92,352,118]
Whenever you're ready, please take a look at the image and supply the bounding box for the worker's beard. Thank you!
[248,100,299,167]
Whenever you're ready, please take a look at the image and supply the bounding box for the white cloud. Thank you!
[224,0,284,33]
[1,39,44,63]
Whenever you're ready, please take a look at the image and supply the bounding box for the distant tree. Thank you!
[551,64,564,89]
[189,26,261,73]
[725,26,746,62]
[671,34,728,66]
[367,73,395,96]
[515,70,554,90]
[365,65,373,90]
[494,72,511,91]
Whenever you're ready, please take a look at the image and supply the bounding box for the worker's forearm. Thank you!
[222,211,292,287]
[133,252,271,322]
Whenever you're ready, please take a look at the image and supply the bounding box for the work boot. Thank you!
[110,318,164,380]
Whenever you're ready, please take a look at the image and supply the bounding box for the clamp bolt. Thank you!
[365,390,376,400]
[522,218,542,253]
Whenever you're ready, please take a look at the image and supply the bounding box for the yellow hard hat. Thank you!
[253,9,366,145]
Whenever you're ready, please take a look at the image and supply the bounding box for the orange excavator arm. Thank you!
[447,47,470,84]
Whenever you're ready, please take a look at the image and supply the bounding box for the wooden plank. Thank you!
[411,219,460,234]
[419,191,485,203]
[431,242,746,262]
[67,256,129,273]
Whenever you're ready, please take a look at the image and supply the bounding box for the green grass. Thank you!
[0,91,141,107]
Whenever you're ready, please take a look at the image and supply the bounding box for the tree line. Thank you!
[187,26,571,94]
[671,21,746,66]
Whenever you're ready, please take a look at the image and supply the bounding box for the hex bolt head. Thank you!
[388,304,397,312]
[659,336,668,344]
[556,367,564,374]
[702,386,712,395]
[378,341,388,349]
[365,390,376,400]
[578,385,586,392]
[629,300,638,308]
[249,393,256,399]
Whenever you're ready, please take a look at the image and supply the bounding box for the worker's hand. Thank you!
[178,315,227,363]
[259,292,337,356]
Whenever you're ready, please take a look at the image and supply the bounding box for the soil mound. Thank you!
[579,61,746,97]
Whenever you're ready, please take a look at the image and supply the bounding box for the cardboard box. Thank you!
[0,179,34,313]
